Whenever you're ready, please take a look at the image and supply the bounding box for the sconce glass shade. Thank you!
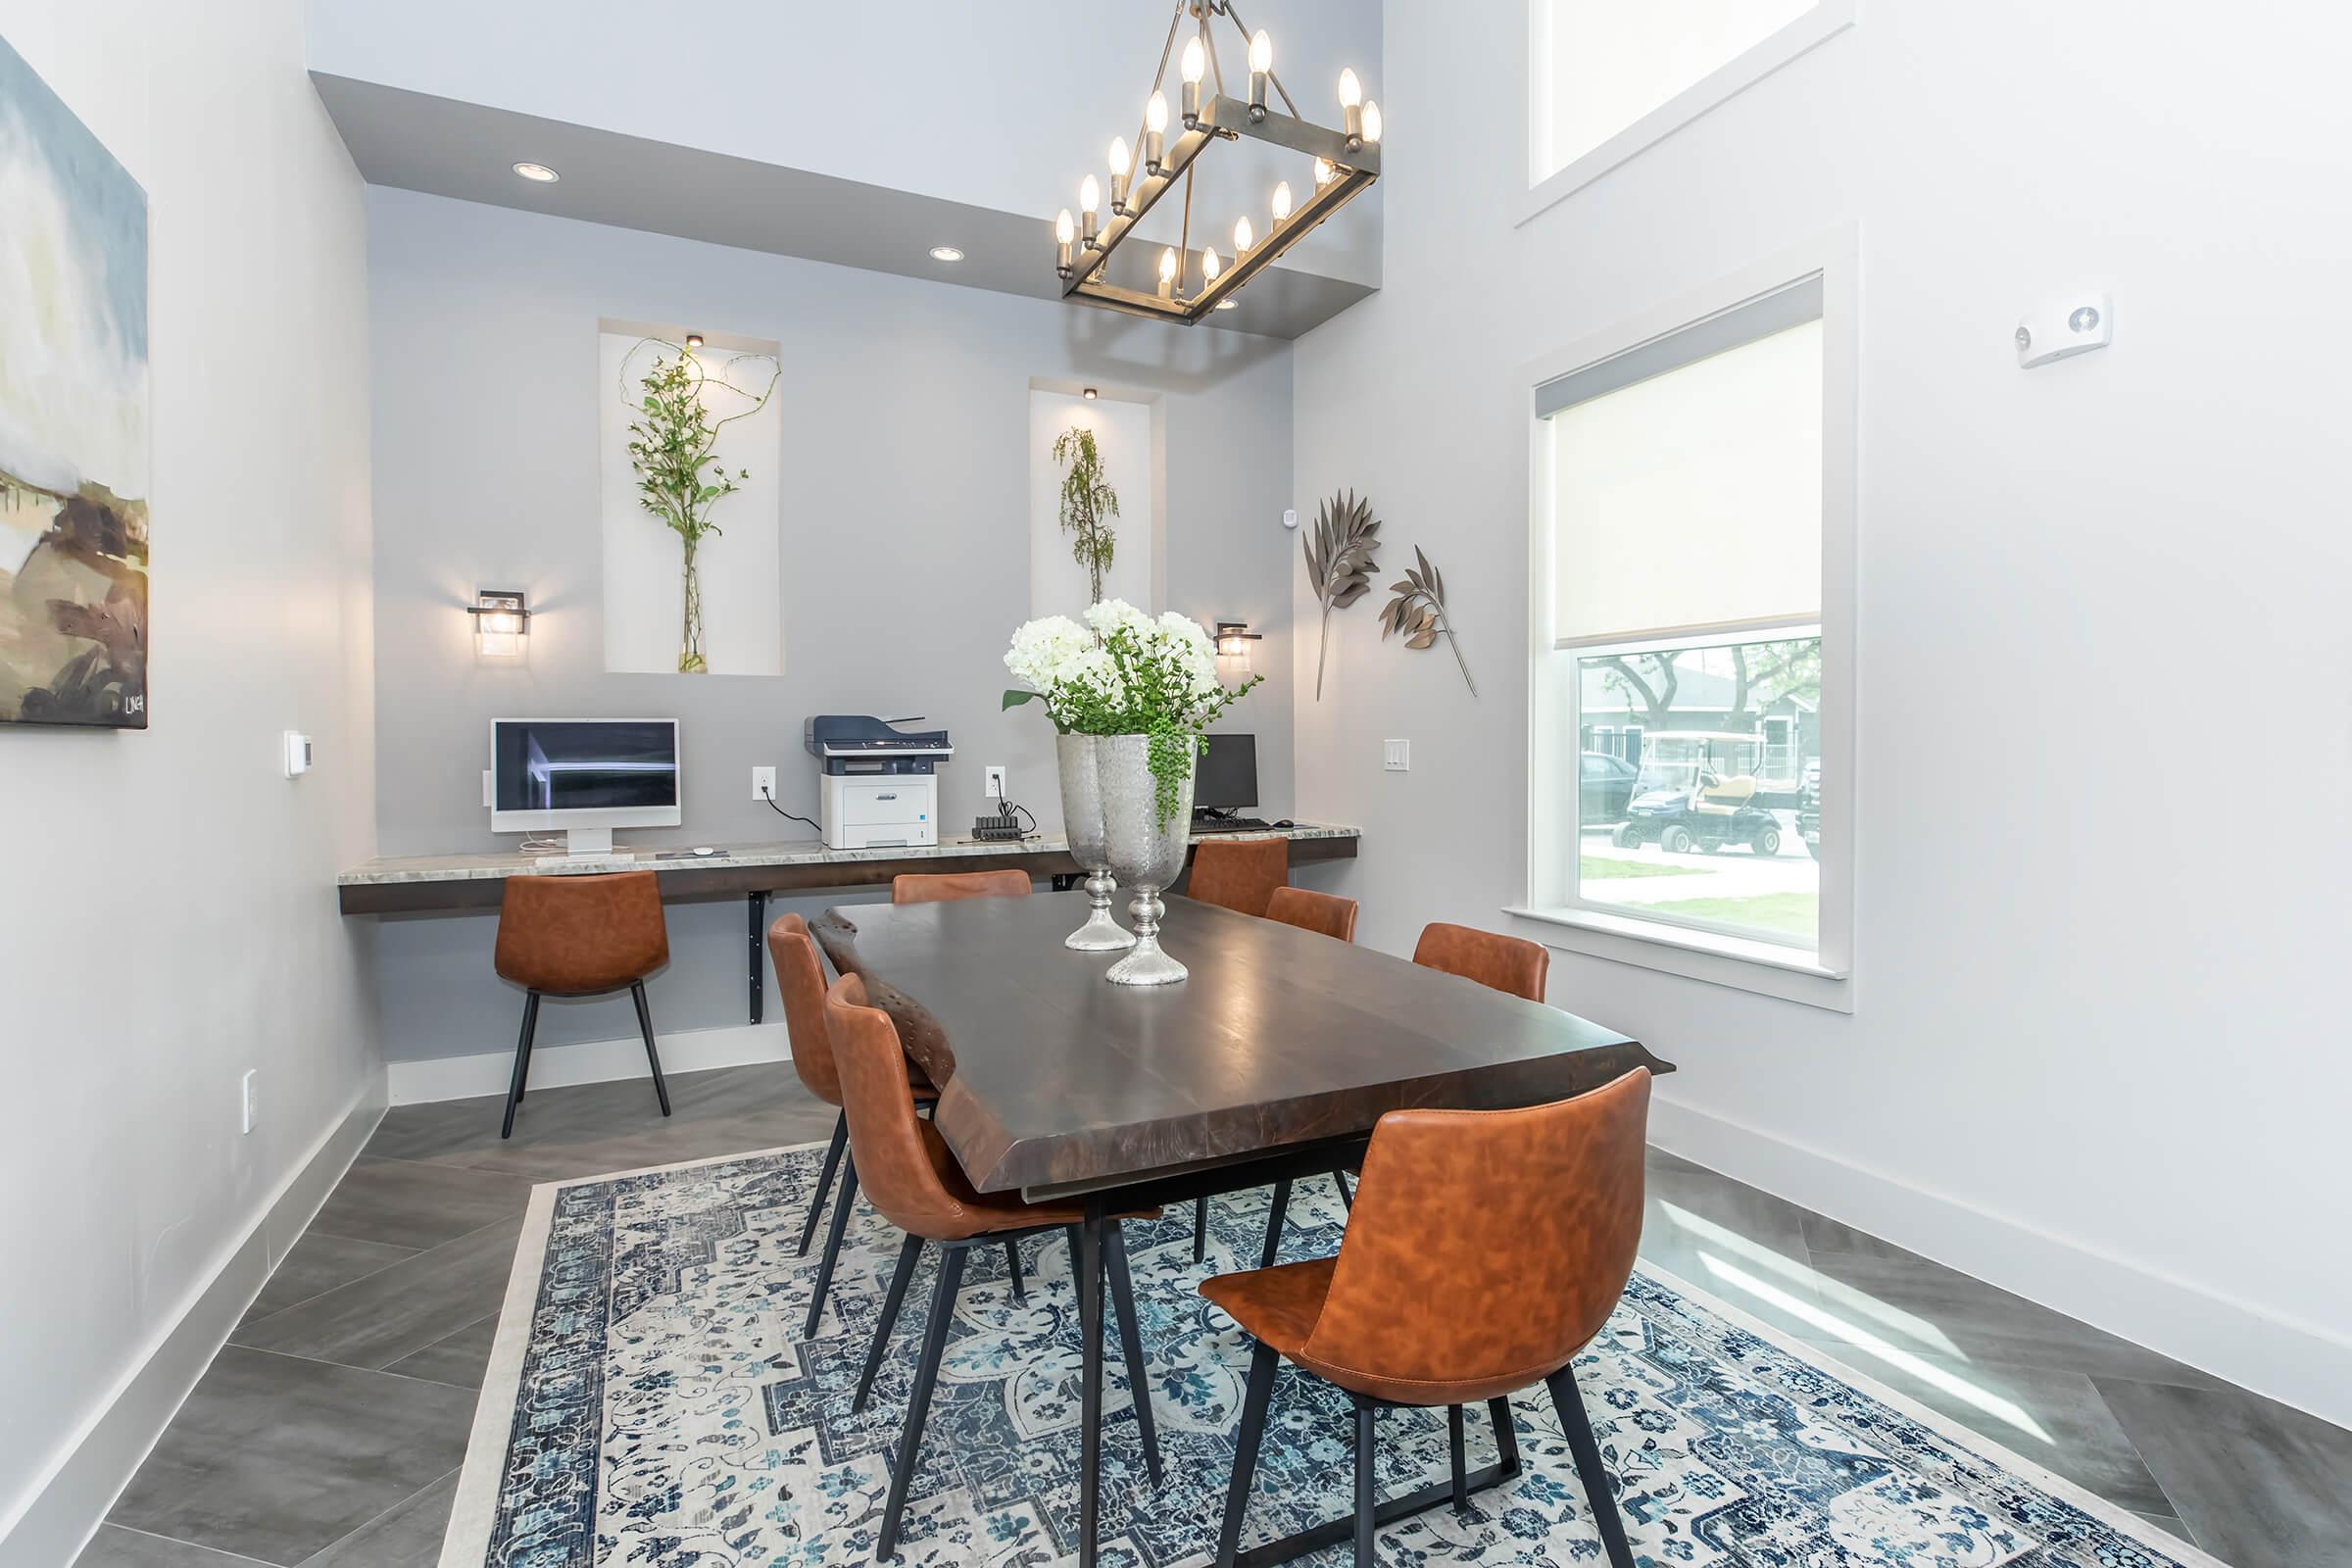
[1213,619,1263,664]
[468,589,530,657]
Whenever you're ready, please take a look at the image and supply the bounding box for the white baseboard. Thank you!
[386,1021,790,1105]
[0,1090,384,1568]
[1649,1092,2352,1431]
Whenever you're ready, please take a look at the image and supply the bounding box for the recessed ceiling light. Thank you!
[685,333,705,351]
[512,162,561,183]
[928,245,965,263]
[1215,299,1239,310]
[1082,387,1099,400]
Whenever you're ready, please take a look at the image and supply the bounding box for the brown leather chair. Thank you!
[1412,921,1549,1003]
[891,868,1032,904]
[767,914,946,1340]
[1202,1069,1652,1568]
[824,972,1164,1559]
[1266,886,1358,942]
[1186,835,1289,917]
[491,871,670,1139]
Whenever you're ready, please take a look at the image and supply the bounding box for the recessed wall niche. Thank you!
[598,322,784,675]
[1028,384,1160,618]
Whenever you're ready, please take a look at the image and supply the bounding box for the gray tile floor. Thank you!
[77,1067,2351,1567]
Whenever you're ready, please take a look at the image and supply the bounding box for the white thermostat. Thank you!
[2016,291,2113,368]
[283,730,314,777]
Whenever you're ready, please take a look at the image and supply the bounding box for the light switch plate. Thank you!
[482,769,494,808]
[1383,738,1410,771]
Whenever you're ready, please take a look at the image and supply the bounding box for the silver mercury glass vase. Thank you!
[1055,733,1135,952]
[1098,733,1196,986]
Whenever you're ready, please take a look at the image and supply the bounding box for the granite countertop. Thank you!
[338,822,1361,887]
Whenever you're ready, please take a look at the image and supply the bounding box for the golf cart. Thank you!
[1611,731,1784,856]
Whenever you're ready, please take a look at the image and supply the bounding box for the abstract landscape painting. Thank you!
[0,31,150,728]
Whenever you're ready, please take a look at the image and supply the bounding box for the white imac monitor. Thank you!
[491,718,680,860]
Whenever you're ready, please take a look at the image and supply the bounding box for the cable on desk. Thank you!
[760,785,824,835]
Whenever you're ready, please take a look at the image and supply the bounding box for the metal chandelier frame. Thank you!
[1057,0,1381,325]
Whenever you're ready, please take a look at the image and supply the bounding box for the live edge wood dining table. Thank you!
[810,888,1675,1568]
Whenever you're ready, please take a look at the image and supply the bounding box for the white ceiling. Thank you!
[307,0,1386,337]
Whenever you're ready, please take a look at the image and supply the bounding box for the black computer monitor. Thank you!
[1195,732,1257,811]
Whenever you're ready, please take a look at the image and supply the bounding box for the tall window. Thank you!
[1526,0,1855,212]
[1531,276,1830,957]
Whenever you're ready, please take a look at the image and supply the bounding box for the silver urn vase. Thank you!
[1054,733,1136,952]
[1098,733,1196,986]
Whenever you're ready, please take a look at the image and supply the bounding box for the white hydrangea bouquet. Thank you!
[1004,599,1262,826]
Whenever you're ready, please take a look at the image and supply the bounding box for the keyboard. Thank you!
[1192,815,1278,833]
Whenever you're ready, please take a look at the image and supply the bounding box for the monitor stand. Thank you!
[533,827,635,866]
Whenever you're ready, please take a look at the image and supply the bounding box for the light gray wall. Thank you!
[0,0,379,1554]
[364,188,1296,1060]
[1291,0,2352,1423]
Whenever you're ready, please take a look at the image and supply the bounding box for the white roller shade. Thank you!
[1545,312,1822,648]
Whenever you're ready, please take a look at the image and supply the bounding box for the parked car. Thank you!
[1580,750,1639,824]
[1610,731,1783,856]
[1797,757,1821,859]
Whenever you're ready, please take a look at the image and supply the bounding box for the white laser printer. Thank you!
[803,714,953,849]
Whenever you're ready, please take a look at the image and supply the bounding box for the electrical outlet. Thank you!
[752,766,777,802]
[240,1070,259,1135]
[984,765,1007,800]
[1383,738,1410,771]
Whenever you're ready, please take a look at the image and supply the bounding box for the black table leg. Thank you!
[748,891,768,1023]
[1078,1201,1105,1568]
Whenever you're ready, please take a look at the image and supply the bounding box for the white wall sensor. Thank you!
[283,730,314,778]
[1282,508,1299,529]
[2017,291,2113,368]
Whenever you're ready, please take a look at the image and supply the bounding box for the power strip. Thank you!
[973,804,1025,842]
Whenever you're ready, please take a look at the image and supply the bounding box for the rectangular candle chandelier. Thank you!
[1054,0,1382,324]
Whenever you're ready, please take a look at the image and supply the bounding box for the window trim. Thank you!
[1518,229,1858,1007]
[1519,0,1859,228]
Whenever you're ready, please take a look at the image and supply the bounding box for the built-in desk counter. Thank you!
[337,824,1359,1021]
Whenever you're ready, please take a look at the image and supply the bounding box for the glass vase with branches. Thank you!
[622,341,780,672]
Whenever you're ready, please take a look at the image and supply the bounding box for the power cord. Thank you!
[760,784,823,834]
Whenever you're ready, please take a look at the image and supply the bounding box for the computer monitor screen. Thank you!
[490,718,680,831]
[1195,732,1257,811]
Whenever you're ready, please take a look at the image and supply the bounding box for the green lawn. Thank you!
[1642,892,1819,940]
[1580,855,1705,880]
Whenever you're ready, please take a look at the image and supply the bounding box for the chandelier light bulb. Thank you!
[1249,29,1273,73]
[1159,247,1177,281]
[1338,68,1362,108]
[1314,156,1334,187]
[1201,246,1222,283]
[1147,91,1169,133]
[1109,136,1131,177]
[1181,36,1206,84]
[1233,215,1254,254]
[1271,181,1294,222]
[1362,98,1384,144]
[1055,209,1075,244]
[1079,174,1101,215]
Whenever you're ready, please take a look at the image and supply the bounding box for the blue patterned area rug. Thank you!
[440,1142,2220,1568]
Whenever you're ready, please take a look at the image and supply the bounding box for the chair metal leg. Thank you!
[804,1154,858,1340]
[630,980,671,1116]
[1104,1222,1162,1485]
[500,992,541,1139]
[1258,1177,1292,1269]
[1448,1404,1468,1513]
[1335,1170,1354,1209]
[1005,1237,1026,1303]
[799,1112,848,1257]
[1547,1365,1635,1568]
[1488,1396,1520,1473]
[877,1243,967,1561]
[1194,1196,1208,1263]
[1352,1399,1378,1568]
[1215,1342,1279,1568]
[857,1234,924,1412]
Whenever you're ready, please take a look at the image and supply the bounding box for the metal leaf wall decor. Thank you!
[1380,545,1477,696]
[1303,489,1381,700]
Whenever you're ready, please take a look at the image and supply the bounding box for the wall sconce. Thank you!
[1214,619,1262,666]
[467,589,530,658]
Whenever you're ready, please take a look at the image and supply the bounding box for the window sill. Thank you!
[1503,905,1852,1012]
